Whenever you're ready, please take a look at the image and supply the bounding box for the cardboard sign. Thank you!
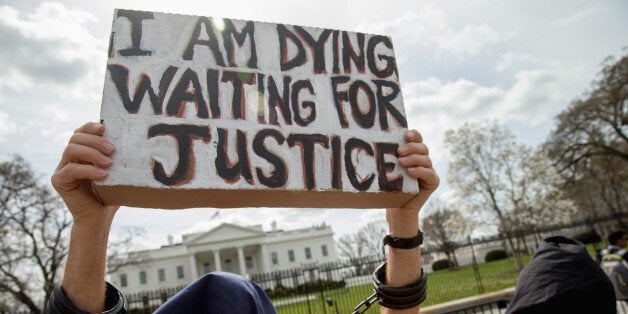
[94,9,419,209]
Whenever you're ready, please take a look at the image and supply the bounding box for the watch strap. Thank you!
[382,231,423,255]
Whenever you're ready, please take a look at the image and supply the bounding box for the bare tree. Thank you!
[420,198,474,269]
[445,121,524,269]
[0,155,71,312]
[337,233,368,275]
[336,220,387,275]
[546,52,627,180]
[545,51,627,225]
[357,220,388,256]
[559,153,627,226]
[107,226,151,275]
[584,155,627,222]
[444,121,574,270]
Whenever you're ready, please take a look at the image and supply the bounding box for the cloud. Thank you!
[0,111,17,142]
[552,6,598,28]
[434,23,514,59]
[355,6,514,60]
[499,70,558,123]
[401,68,562,168]
[496,52,539,72]
[405,69,558,126]
[0,3,102,90]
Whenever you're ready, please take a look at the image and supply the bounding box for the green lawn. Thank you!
[275,255,532,314]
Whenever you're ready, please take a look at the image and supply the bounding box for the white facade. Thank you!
[110,222,337,294]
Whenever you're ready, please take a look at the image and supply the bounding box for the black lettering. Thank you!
[376,142,402,191]
[222,20,258,69]
[331,76,350,128]
[294,26,331,74]
[344,138,374,191]
[342,32,365,74]
[206,69,221,118]
[182,17,226,66]
[287,134,329,190]
[108,64,177,115]
[116,10,154,56]
[253,129,288,188]
[148,124,211,186]
[291,79,316,127]
[367,36,398,79]
[349,80,376,129]
[267,75,292,125]
[331,135,342,189]
[216,128,253,184]
[166,68,208,118]
[221,71,256,120]
[257,73,266,124]
[374,80,407,130]
[332,30,340,74]
[277,25,306,71]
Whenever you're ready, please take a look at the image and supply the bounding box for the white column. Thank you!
[188,253,198,279]
[213,250,222,272]
[237,246,247,276]
[259,244,270,273]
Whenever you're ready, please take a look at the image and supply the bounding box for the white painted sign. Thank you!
[94,9,418,209]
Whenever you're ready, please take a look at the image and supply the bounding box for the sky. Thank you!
[0,0,626,249]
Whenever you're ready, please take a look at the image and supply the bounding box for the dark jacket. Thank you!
[506,236,616,314]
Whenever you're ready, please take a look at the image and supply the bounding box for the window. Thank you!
[224,259,233,272]
[288,250,295,262]
[120,274,127,287]
[271,252,278,265]
[139,271,147,284]
[203,263,211,274]
[158,268,166,282]
[305,247,312,259]
[245,256,253,269]
[177,266,184,279]
[321,244,328,257]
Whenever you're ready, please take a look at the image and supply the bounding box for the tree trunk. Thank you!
[452,249,460,269]
[505,232,524,271]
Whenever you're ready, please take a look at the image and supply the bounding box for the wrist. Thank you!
[70,205,118,229]
[69,208,116,246]
[386,208,420,238]
[63,212,113,313]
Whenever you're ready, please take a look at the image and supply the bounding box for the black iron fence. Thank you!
[125,213,626,314]
[125,285,187,313]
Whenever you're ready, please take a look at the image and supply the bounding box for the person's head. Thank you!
[506,236,616,314]
[608,231,627,247]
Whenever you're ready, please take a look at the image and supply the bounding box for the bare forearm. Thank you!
[382,208,422,314]
[62,219,113,313]
[379,129,437,313]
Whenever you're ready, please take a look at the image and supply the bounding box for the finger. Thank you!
[62,143,113,169]
[404,130,423,144]
[74,122,105,136]
[398,154,432,169]
[398,142,429,157]
[52,163,108,192]
[57,123,114,171]
[69,132,116,155]
[407,166,440,190]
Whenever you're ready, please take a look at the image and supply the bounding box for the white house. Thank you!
[109,221,338,294]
